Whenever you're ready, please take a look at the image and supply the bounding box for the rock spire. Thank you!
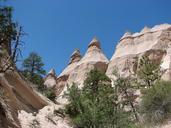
[69,49,82,65]
[44,69,57,88]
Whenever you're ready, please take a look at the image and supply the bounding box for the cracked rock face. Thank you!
[106,24,171,78]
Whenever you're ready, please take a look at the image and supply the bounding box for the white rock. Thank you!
[44,69,57,88]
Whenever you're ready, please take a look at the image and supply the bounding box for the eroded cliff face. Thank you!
[55,49,82,97]
[56,38,109,105]
[43,24,171,104]
[53,24,171,104]
[106,24,171,78]
[68,37,109,87]
[105,24,171,128]
[0,47,72,127]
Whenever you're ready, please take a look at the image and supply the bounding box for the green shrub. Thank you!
[140,81,171,125]
[44,88,56,102]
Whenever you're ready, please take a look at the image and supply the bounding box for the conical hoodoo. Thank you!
[68,49,82,65]
[54,49,82,97]
[56,37,109,105]
[88,37,101,49]
[65,37,109,87]
[58,49,82,78]
[44,69,57,88]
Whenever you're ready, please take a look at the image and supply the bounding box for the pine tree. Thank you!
[113,69,139,122]
[22,52,46,90]
[137,55,161,88]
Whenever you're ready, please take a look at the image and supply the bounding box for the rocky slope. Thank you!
[0,68,72,128]
[18,105,72,128]
[0,70,48,128]
[0,50,71,127]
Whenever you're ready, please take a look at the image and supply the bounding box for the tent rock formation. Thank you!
[56,37,109,105]
[44,69,57,88]
[46,23,171,109]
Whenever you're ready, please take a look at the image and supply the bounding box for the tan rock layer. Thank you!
[106,24,171,78]
[55,37,109,105]
[44,24,171,106]
[0,71,49,128]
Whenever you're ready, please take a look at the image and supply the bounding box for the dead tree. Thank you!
[0,25,25,73]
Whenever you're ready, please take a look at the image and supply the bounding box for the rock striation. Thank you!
[0,42,71,127]
[106,23,171,78]
[0,71,49,128]
[56,37,109,105]
[69,37,109,87]
[45,23,171,107]
[59,49,82,78]
[55,49,82,96]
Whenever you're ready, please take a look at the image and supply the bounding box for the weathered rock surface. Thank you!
[106,24,171,78]
[0,71,49,128]
[42,23,171,128]
[18,105,72,128]
[44,69,57,88]
[59,49,82,78]
[68,37,109,87]
[56,38,109,105]
[0,69,72,128]
[161,47,171,80]
[55,49,82,96]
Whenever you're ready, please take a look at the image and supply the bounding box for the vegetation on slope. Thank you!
[21,52,56,102]
[64,56,171,128]
[65,69,136,128]
[140,81,171,125]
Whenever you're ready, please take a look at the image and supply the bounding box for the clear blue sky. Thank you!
[3,0,171,75]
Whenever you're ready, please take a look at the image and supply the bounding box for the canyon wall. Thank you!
[50,23,171,105]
